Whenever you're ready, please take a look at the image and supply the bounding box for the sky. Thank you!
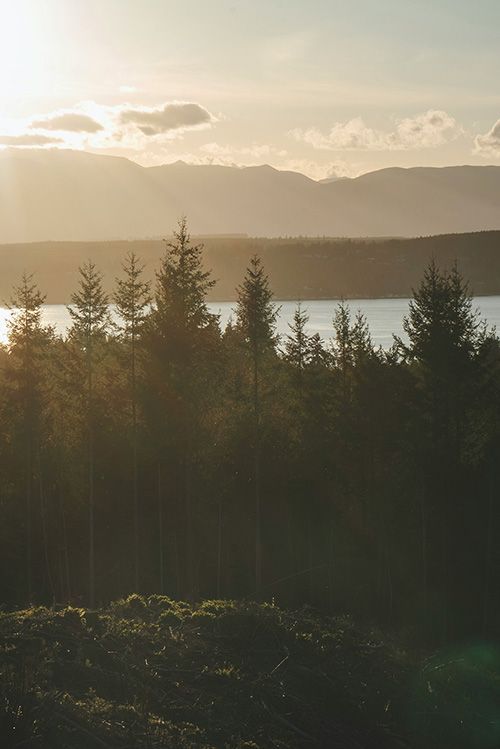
[0,0,499,179]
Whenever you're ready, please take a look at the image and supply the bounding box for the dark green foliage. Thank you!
[283,303,310,370]
[114,253,152,593]
[4,599,500,748]
[68,261,110,349]
[114,251,152,342]
[236,254,278,355]
[236,256,279,596]
[0,599,414,749]
[149,216,217,350]
[1,237,500,658]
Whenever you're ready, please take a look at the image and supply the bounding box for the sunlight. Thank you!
[0,1,51,100]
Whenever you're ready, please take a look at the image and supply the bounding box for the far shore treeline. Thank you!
[0,229,500,303]
[2,218,500,647]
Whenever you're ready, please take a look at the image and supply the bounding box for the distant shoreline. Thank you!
[2,292,496,306]
[0,230,499,303]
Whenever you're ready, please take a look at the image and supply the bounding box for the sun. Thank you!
[0,1,51,101]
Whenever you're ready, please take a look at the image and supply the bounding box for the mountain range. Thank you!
[0,148,499,242]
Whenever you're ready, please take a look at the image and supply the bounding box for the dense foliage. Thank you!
[1,220,500,649]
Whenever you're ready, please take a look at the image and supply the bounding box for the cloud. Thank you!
[0,134,63,146]
[119,101,215,136]
[474,119,500,157]
[200,142,287,161]
[280,159,362,180]
[30,111,104,133]
[0,100,219,158]
[290,110,460,151]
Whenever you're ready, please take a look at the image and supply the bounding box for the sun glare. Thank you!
[0,1,51,100]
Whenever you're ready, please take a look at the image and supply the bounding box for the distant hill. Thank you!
[0,149,499,241]
[0,231,499,303]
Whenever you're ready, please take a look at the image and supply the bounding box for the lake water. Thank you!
[1,296,499,349]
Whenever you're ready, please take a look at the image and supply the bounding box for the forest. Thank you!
[1,217,500,649]
[1,229,500,303]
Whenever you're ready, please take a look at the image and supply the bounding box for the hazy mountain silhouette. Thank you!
[0,149,499,241]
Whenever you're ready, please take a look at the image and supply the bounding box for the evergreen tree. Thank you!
[398,260,492,641]
[115,252,152,592]
[236,255,278,596]
[6,274,51,601]
[152,217,216,342]
[332,301,353,375]
[307,332,333,368]
[145,217,217,598]
[284,303,310,373]
[68,261,110,608]
[352,310,374,363]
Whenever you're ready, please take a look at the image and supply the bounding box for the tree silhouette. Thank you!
[115,252,151,592]
[68,261,110,608]
[7,273,51,601]
[236,255,278,596]
[145,218,217,598]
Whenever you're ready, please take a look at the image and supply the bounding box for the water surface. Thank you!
[1,296,499,349]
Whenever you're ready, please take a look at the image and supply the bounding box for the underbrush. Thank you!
[0,596,498,748]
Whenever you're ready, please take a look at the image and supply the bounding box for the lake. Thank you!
[1,296,499,349]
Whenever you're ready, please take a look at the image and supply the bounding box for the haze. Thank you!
[1,0,500,182]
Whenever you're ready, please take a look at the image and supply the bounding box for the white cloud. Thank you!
[0,99,219,156]
[279,159,362,180]
[200,142,287,162]
[290,110,460,151]
[474,119,500,157]
[0,134,63,147]
[30,111,104,133]
[119,101,215,136]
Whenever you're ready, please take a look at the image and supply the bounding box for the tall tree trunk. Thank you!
[217,497,223,599]
[38,451,55,602]
[420,484,428,638]
[88,347,95,608]
[25,438,32,603]
[158,462,164,594]
[185,456,194,599]
[132,332,139,593]
[58,477,71,604]
[483,459,495,633]
[253,347,262,597]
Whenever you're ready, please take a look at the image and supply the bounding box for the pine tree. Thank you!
[145,217,217,598]
[399,260,485,368]
[68,261,110,608]
[284,303,310,374]
[236,255,278,596]
[332,301,353,374]
[398,260,491,642]
[352,310,374,363]
[7,274,50,602]
[152,216,216,342]
[307,332,332,368]
[115,252,151,592]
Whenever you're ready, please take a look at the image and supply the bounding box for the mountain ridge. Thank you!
[0,149,499,242]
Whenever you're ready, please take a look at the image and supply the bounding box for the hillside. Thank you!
[0,230,499,303]
[2,597,498,749]
[0,150,500,241]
